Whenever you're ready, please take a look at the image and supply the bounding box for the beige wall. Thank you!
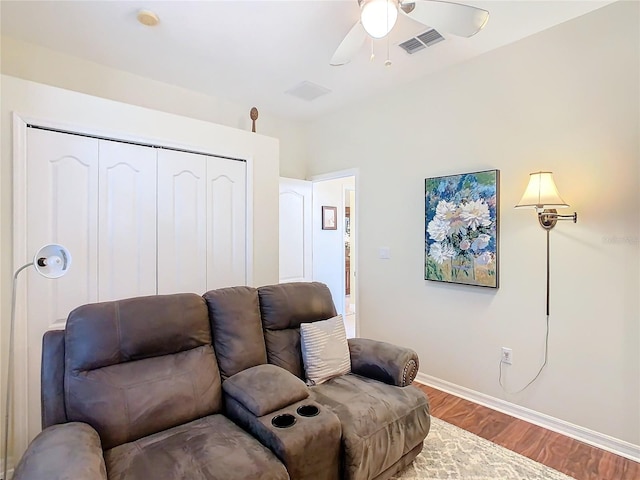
[0,36,307,180]
[305,1,639,446]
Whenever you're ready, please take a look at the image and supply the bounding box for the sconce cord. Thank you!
[498,229,551,394]
[498,314,549,394]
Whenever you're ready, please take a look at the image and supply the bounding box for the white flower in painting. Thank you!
[429,242,456,264]
[427,217,451,242]
[476,251,493,266]
[435,200,457,220]
[460,199,492,231]
[459,239,471,251]
[471,234,491,252]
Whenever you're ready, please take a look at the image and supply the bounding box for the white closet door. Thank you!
[157,149,207,294]
[24,127,99,444]
[207,158,247,289]
[98,140,157,301]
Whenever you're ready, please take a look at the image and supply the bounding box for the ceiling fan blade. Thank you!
[404,0,489,37]
[330,21,367,66]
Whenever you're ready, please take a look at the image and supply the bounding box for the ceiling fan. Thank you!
[331,0,489,66]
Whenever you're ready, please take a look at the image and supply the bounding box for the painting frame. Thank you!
[424,169,500,288]
[322,206,337,230]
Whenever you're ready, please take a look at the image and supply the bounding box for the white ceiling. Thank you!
[1,0,614,121]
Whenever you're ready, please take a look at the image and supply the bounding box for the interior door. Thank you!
[279,177,313,283]
[98,139,157,301]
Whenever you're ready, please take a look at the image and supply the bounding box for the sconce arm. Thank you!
[537,209,578,230]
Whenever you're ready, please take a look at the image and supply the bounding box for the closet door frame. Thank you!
[11,112,253,458]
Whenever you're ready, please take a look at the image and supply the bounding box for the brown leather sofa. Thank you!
[13,282,430,480]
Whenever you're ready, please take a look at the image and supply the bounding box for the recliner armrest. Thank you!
[348,338,419,387]
[223,364,309,417]
[13,422,107,480]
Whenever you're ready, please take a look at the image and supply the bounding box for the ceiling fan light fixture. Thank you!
[360,0,398,39]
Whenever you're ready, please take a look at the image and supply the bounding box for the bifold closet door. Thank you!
[24,127,99,444]
[157,149,207,294]
[98,139,157,301]
[207,157,247,289]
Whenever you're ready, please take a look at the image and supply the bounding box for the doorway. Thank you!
[311,172,357,337]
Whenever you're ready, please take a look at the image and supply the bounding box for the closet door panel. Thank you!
[98,140,157,301]
[25,127,99,444]
[207,159,247,289]
[26,128,99,320]
[157,150,207,294]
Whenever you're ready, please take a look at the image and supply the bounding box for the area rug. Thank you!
[392,417,575,480]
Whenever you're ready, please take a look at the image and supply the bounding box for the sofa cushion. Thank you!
[300,315,351,385]
[223,364,309,417]
[203,286,268,380]
[64,294,222,450]
[258,282,337,379]
[104,414,289,480]
[311,374,430,480]
[66,346,221,450]
[65,293,211,371]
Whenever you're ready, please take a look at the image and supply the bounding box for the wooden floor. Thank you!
[416,384,639,480]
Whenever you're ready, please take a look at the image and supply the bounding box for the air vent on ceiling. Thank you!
[285,81,331,102]
[399,29,444,55]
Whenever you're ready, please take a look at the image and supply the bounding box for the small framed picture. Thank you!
[322,206,337,230]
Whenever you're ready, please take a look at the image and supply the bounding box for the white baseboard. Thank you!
[0,464,14,480]
[415,372,640,463]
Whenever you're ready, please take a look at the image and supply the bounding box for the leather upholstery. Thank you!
[65,293,211,371]
[23,282,430,480]
[348,338,419,387]
[104,415,288,480]
[64,294,222,450]
[223,364,309,417]
[203,286,268,380]
[258,282,336,379]
[41,330,67,428]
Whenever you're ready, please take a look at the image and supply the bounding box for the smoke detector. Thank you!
[137,10,160,27]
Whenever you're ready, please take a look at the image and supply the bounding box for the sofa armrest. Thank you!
[348,338,419,387]
[13,422,107,480]
[223,364,309,417]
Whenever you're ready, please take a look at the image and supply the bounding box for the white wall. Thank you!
[305,0,639,448]
[0,35,307,180]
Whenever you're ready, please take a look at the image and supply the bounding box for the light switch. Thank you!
[378,247,391,259]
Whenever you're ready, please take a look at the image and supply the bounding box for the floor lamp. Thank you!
[2,244,71,480]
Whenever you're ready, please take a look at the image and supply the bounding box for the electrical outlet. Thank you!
[501,347,513,365]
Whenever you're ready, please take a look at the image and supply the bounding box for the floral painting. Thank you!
[425,170,499,288]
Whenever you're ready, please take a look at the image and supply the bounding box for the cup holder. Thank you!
[271,413,296,428]
[296,404,320,417]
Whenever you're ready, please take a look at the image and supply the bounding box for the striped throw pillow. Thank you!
[300,315,351,386]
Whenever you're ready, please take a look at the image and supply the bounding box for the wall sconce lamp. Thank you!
[515,171,577,230]
[515,171,578,316]
[499,172,578,393]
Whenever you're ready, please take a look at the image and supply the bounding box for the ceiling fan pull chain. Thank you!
[385,34,392,67]
[370,37,375,62]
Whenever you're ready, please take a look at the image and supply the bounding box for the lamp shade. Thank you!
[33,244,72,278]
[361,0,398,38]
[515,172,569,210]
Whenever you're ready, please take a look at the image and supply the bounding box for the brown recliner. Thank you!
[14,283,430,480]
[205,282,431,480]
[15,293,288,480]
